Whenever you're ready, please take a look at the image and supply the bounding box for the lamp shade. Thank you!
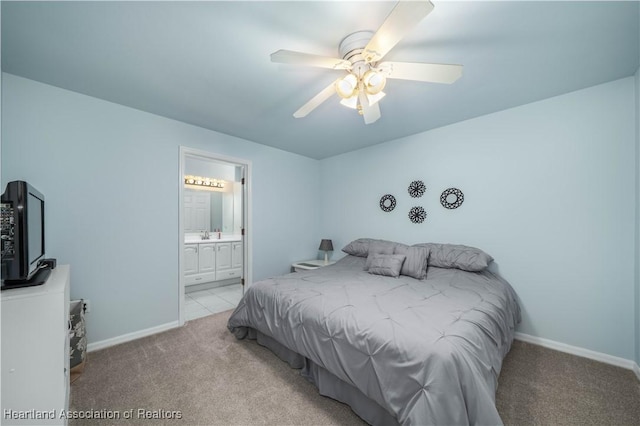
[318,239,334,251]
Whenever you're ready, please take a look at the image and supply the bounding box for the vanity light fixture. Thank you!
[184,175,225,189]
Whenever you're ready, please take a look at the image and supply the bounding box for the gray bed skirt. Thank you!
[245,327,399,426]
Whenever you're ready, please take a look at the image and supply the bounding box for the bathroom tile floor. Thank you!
[185,283,243,321]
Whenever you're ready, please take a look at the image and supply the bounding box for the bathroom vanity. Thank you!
[184,236,243,287]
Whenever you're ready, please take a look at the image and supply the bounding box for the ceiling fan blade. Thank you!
[293,81,337,118]
[271,50,351,70]
[358,87,381,124]
[363,0,435,63]
[378,61,463,84]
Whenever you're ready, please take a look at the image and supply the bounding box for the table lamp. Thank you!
[319,239,334,265]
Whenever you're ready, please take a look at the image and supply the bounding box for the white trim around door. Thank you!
[178,146,252,326]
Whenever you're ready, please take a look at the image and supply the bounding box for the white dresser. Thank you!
[1,265,71,425]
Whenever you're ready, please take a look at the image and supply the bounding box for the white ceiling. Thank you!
[2,1,639,159]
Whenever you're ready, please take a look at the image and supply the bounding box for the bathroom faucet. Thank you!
[201,230,210,240]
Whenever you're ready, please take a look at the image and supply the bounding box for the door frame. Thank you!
[178,146,252,326]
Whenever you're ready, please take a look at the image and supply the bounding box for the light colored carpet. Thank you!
[496,339,640,425]
[70,310,640,425]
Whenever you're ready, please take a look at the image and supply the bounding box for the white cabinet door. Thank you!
[184,244,199,275]
[185,241,241,286]
[232,242,243,269]
[216,243,232,270]
[198,243,216,273]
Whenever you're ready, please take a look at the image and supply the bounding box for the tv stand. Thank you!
[1,266,52,290]
[1,265,70,425]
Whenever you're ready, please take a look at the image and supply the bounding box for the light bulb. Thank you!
[363,70,386,95]
[335,73,358,99]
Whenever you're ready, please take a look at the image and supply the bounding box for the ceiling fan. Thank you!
[271,0,463,124]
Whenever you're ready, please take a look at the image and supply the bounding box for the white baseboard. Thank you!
[87,320,181,352]
[515,332,640,381]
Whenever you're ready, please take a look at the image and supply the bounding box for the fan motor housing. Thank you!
[339,31,374,63]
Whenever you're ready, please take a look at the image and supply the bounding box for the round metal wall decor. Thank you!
[379,194,396,212]
[440,188,464,209]
[408,206,427,223]
[408,180,426,198]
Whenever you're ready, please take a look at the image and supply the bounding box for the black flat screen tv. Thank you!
[1,181,50,289]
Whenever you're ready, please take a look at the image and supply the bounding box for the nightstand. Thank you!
[291,259,336,272]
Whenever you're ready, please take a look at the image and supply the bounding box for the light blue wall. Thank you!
[320,77,637,361]
[635,67,640,366]
[1,73,321,344]
[185,157,237,182]
[0,6,2,172]
[3,71,638,363]
[636,7,640,369]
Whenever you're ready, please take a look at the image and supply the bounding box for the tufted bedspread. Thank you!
[227,255,520,425]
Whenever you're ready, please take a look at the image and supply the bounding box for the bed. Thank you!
[227,239,521,425]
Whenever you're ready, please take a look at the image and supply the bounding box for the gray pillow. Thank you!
[394,244,429,280]
[413,243,493,272]
[364,241,397,270]
[342,238,376,257]
[342,238,398,258]
[366,254,406,278]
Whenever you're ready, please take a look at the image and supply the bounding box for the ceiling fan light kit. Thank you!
[334,30,388,117]
[272,0,463,124]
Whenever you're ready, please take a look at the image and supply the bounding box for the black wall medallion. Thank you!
[440,188,464,209]
[408,180,426,198]
[379,194,396,212]
[408,206,427,223]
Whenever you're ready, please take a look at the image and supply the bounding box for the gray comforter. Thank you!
[227,255,520,425]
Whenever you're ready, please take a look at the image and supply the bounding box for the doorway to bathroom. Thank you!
[178,146,251,325]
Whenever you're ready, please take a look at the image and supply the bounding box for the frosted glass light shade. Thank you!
[340,95,359,109]
[366,91,386,106]
[363,70,386,95]
[335,74,358,98]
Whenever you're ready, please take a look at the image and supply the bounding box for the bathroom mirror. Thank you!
[184,157,243,235]
[184,186,241,234]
